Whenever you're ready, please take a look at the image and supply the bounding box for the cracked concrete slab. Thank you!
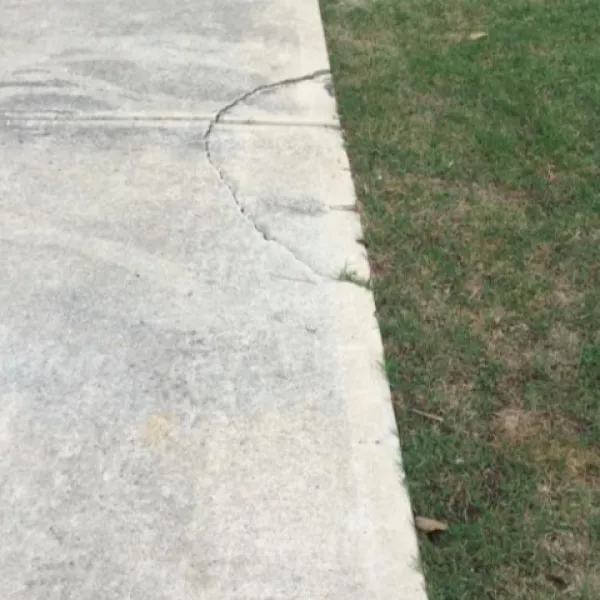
[0,1,427,599]
[219,71,337,126]
[207,121,355,211]
[207,125,368,279]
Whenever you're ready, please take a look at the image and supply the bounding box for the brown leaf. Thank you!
[415,516,449,533]
[468,32,488,41]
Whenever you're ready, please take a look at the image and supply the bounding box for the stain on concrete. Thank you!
[141,412,177,447]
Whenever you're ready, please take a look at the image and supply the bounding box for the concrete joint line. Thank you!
[203,69,334,282]
[1,114,339,128]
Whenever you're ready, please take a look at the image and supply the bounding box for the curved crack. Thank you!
[203,70,331,281]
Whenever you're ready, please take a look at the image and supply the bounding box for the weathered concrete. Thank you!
[0,1,427,598]
[0,0,331,119]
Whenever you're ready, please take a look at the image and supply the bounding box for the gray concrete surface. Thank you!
[0,1,427,598]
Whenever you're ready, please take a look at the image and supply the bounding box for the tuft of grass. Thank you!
[322,0,600,598]
[337,265,371,288]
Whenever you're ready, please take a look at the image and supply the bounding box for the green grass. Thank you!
[321,0,600,598]
[337,265,372,288]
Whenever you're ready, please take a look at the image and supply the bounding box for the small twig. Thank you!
[409,408,444,423]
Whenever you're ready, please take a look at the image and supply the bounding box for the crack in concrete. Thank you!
[203,70,331,281]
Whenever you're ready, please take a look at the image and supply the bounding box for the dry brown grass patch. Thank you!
[494,407,539,444]
[541,531,599,597]
[548,323,581,366]
[493,407,600,486]
[403,181,528,234]
[326,23,396,54]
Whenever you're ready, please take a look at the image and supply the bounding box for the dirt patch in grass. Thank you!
[541,530,599,597]
[493,407,600,483]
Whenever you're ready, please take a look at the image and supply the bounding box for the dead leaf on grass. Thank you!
[415,516,449,533]
[468,32,488,41]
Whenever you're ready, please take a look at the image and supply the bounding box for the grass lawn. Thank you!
[321,0,600,598]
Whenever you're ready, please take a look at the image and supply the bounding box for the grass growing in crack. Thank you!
[337,265,371,288]
[321,0,600,598]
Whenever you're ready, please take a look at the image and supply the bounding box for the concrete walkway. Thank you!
[0,2,426,598]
